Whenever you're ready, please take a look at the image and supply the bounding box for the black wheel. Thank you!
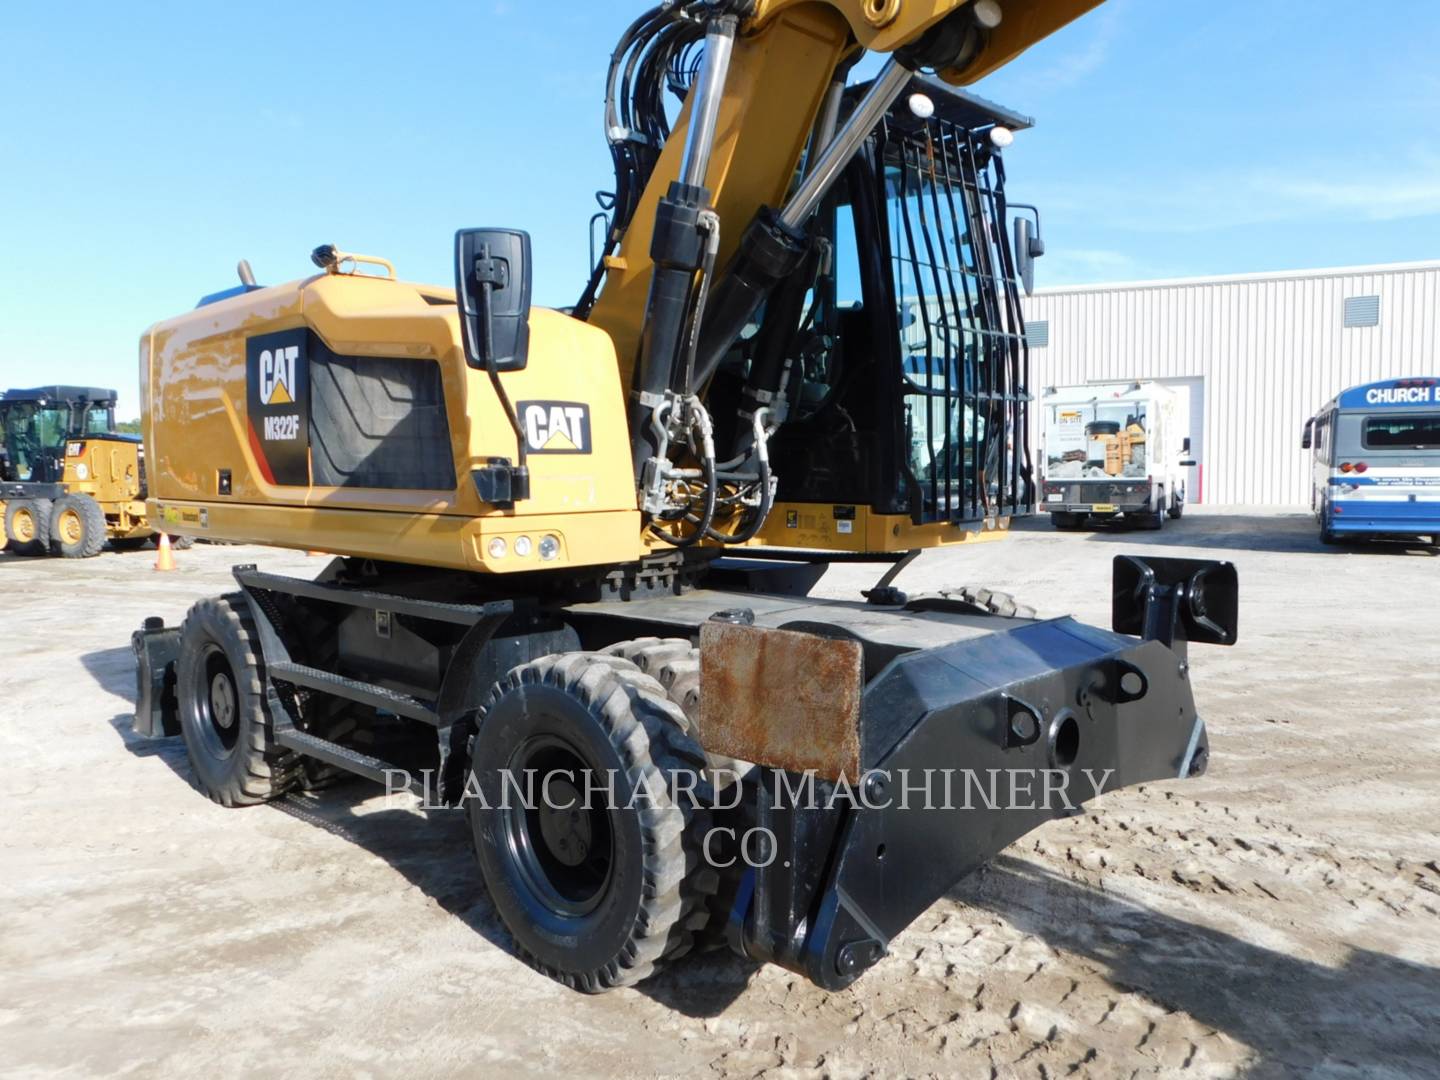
[164,533,195,551]
[600,637,701,723]
[937,585,1039,620]
[1050,511,1083,530]
[467,652,716,992]
[50,494,107,558]
[177,593,298,806]
[1136,498,1166,531]
[4,498,54,556]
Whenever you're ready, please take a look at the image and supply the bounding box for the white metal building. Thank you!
[1021,261,1440,505]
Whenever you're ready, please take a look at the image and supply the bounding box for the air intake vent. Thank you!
[1026,319,1050,348]
[1343,295,1380,328]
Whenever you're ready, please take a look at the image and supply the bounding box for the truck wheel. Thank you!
[1137,498,1166,531]
[941,585,1039,620]
[4,498,54,556]
[50,494,107,558]
[600,637,700,726]
[177,593,299,806]
[467,652,717,992]
[160,533,196,551]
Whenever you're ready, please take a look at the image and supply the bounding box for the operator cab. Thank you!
[0,386,118,484]
[708,75,1039,532]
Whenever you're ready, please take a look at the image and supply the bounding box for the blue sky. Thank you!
[2,0,1437,418]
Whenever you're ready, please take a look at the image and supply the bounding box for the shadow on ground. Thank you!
[92,640,1440,1047]
[1014,512,1440,557]
[92,639,759,1018]
[954,855,1440,1077]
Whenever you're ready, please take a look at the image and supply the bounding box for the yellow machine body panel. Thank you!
[142,273,645,573]
[58,437,150,537]
[748,503,1012,552]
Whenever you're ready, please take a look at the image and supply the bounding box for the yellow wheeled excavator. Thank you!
[132,0,1238,993]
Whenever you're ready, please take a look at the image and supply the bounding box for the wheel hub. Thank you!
[59,510,82,544]
[537,778,591,867]
[502,735,615,916]
[14,510,34,542]
[209,671,237,731]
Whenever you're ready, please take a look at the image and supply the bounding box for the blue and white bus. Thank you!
[1303,377,1440,546]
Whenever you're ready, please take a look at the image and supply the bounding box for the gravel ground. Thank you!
[3,508,1438,1079]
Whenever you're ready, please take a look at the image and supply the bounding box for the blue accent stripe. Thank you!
[196,284,263,308]
[1330,499,1440,533]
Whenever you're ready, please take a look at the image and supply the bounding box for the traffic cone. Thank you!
[154,532,176,572]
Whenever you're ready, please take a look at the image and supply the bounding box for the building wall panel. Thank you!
[1023,263,1440,505]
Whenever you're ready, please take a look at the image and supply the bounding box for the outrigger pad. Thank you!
[1112,555,1238,647]
[132,618,182,738]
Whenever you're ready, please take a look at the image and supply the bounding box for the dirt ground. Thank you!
[3,509,1438,1079]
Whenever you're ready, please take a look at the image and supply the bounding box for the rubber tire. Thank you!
[5,498,54,556]
[1050,511,1084,530]
[939,585,1039,621]
[177,593,299,806]
[467,652,717,992]
[600,637,701,726]
[1136,503,1166,531]
[165,533,195,551]
[50,494,107,558]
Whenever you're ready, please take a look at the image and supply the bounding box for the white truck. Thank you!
[1040,382,1194,530]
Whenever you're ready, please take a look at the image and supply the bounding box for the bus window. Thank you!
[1363,414,1440,450]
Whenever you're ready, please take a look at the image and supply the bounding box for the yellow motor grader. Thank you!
[0,386,165,557]
[132,0,1237,993]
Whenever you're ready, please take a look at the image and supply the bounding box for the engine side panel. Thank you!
[141,273,645,573]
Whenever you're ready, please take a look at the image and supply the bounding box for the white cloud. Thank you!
[1029,148,1440,234]
[1028,2,1124,92]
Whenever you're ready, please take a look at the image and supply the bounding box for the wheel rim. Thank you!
[501,735,615,918]
[195,644,241,756]
[13,509,34,542]
[58,509,83,545]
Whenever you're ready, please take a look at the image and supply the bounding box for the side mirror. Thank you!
[1301,418,1313,451]
[1013,214,1045,297]
[455,228,532,371]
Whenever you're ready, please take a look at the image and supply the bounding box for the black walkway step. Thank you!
[268,661,439,725]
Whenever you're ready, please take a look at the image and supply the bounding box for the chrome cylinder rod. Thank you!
[779,57,912,231]
[807,77,847,167]
[680,16,739,189]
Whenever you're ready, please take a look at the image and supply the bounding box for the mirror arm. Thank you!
[473,246,528,476]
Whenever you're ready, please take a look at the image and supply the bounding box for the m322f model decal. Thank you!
[246,329,311,485]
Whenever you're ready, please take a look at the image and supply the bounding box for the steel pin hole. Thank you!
[1050,714,1081,769]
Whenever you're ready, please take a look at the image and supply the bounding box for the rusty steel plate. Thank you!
[698,622,863,782]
